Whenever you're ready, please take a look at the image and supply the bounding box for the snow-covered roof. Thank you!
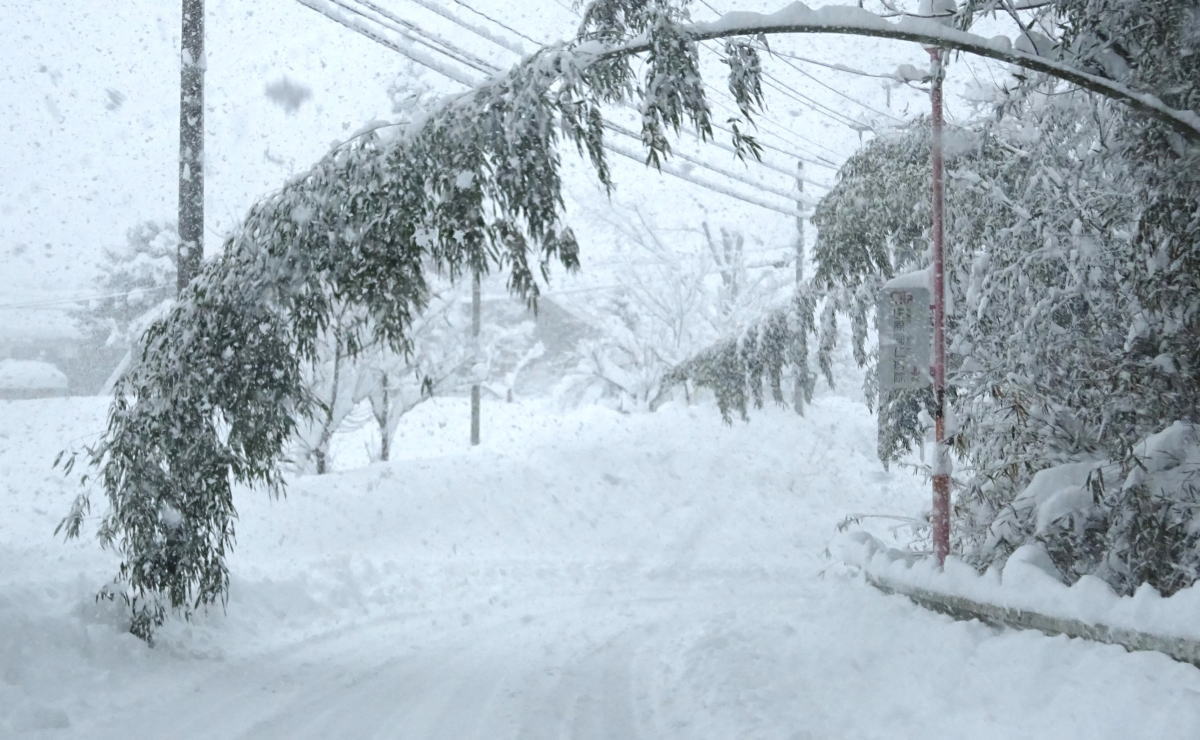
[0,309,81,344]
[0,359,69,391]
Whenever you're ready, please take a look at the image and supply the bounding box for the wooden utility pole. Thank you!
[470,270,481,446]
[177,0,205,293]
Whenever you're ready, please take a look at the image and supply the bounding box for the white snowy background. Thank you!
[3,1,1200,738]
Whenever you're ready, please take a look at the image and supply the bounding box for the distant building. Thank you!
[0,308,89,396]
[0,358,70,400]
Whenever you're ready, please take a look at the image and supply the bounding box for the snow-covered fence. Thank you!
[841,532,1200,669]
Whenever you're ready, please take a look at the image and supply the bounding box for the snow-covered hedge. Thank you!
[980,421,1200,597]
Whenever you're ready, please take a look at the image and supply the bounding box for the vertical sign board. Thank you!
[878,285,931,396]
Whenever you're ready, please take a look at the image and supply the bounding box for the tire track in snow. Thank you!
[69,576,804,739]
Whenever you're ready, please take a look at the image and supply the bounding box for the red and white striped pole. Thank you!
[928,46,950,566]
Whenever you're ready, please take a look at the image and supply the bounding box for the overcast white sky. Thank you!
[0,0,1004,308]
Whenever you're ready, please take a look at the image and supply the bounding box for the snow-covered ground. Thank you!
[4,393,1200,738]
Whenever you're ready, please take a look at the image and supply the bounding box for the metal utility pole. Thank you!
[470,270,481,446]
[928,46,951,566]
[792,161,806,411]
[794,161,805,287]
[177,0,205,293]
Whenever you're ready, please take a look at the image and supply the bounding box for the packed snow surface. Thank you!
[3,395,1200,738]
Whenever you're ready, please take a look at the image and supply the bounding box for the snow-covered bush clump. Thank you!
[985,423,1200,596]
[77,220,177,348]
[803,0,1200,595]
[71,220,177,392]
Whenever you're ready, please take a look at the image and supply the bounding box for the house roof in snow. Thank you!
[0,308,81,344]
[0,359,69,390]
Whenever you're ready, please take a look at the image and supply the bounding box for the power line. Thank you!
[482,251,796,301]
[692,5,867,135]
[449,0,541,47]
[329,0,497,74]
[363,0,815,201]
[432,0,838,186]
[700,79,842,175]
[294,0,480,84]
[400,0,839,182]
[402,0,530,53]
[700,1,900,132]
[346,0,820,204]
[759,72,871,133]
[0,284,173,311]
[543,0,844,179]
[294,0,804,217]
[762,46,914,82]
[602,120,809,203]
[772,50,905,122]
[404,0,830,198]
[692,40,854,162]
[602,138,802,217]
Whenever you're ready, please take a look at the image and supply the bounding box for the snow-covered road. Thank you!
[5,396,1200,738]
[48,565,1200,739]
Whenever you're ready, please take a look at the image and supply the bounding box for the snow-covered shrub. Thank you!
[559,293,682,412]
[806,4,1200,591]
[985,423,1200,596]
[72,220,178,392]
[558,212,787,412]
[79,220,177,347]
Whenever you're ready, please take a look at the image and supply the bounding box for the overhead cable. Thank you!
[294,0,805,217]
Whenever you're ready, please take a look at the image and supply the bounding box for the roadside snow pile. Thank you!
[843,532,1200,643]
[841,420,1200,651]
[983,421,1200,594]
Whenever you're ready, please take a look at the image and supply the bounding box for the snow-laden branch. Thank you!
[579,2,1200,142]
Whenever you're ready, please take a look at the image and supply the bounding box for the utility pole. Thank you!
[794,161,805,288]
[177,0,205,293]
[792,161,806,411]
[928,46,951,567]
[470,269,481,446]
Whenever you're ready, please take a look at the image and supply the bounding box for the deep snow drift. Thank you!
[3,393,1200,738]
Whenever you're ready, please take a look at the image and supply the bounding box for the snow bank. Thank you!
[840,531,1200,649]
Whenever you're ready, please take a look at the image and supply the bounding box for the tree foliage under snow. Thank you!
[669,0,1200,596]
[58,0,769,639]
[59,0,1200,638]
[808,0,1200,595]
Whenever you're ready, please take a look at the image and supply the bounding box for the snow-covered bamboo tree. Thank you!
[58,0,1200,639]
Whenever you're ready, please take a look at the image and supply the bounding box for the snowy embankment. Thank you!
[841,533,1200,666]
[839,421,1200,663]
[4,395,1200,738]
